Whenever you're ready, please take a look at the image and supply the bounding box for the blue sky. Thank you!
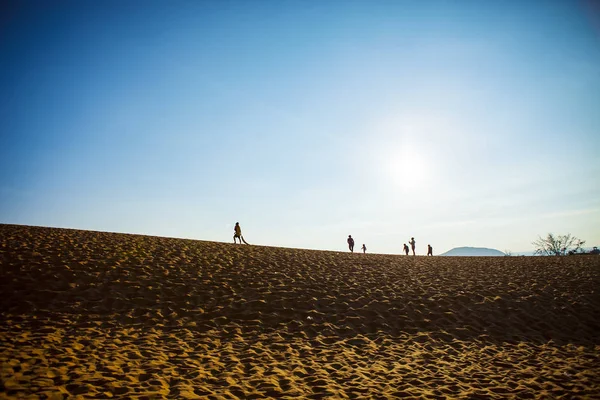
[1,0,599,254]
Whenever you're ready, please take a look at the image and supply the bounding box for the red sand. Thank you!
[1,224,599,398]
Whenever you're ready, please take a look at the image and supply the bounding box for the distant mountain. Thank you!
[440,247,505,256]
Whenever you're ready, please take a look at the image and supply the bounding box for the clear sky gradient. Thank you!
[1,0,599,254]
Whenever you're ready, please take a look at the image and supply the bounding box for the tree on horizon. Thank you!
[532,233,585,256]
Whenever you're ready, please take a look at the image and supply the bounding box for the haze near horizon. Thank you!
[1,0,599,254]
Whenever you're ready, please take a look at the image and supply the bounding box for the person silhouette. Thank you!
[361,244,367,254]
[427,244,433,256]
[409,237,416,256]
[347,235,355,252]
[403,243,409,255]
[233,222,248,244]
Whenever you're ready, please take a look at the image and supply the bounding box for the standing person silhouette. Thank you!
[347,235,355,252]
[403,243,409,255]
[409,237,416,255]
[361,244,367,254]
[427,244,433,256]
[233,222,248,244]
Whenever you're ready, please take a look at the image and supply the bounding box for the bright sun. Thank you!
[385,147,431,190]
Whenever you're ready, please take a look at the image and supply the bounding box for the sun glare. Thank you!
[385,146,431,190]
[369,112,450,193]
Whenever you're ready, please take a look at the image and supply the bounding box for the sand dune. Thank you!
[1,224,599,399]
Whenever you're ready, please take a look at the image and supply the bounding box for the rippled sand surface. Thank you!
[1,224,599,399]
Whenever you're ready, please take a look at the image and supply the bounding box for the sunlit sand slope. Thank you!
[1,224,599,399]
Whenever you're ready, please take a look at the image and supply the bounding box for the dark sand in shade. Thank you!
[1,224,599,399]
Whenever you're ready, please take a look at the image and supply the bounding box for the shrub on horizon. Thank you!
[532,233,585,256]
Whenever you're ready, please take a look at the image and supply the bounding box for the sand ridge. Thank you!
[1,224,599,398]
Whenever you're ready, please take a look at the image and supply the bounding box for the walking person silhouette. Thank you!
[427,244,433,256]
[233,222,248,244]
[403,243,409,255]
[409,237,416,255]
[361,244,367,254]
[347,235,355,252]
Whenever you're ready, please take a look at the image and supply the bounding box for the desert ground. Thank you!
[0,224,599,399]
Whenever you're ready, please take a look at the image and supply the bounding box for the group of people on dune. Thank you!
[233,221,433,256]
[348,235,433,256]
